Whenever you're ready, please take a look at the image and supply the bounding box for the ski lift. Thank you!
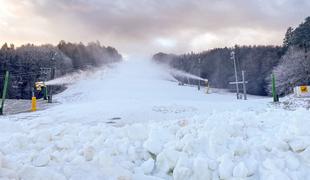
[12,80,19,89]
[12,76,23,89]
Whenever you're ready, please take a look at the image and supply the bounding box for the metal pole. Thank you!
[31,87,33,97]
[0,71,10,115]
[48,69,55,103]
[48,54,56,103]
[231,51,239,99]
[198,58,201,91]
[44,68,48,100]
[205,79,210,94]
[242,70,247,100]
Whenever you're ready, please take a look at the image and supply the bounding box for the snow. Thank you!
[233,162,248,178]
[1,57,310,179]
[138,158,155,174]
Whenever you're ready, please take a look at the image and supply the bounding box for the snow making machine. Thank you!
[34,81,48,100]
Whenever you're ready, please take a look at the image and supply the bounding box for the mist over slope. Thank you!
[52,57,215,123]
[46,56,265,125]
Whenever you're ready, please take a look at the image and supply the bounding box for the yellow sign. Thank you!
[300,86,308,93]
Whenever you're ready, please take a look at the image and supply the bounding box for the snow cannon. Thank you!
[34,81,48,100]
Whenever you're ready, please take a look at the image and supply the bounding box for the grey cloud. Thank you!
[3,0,310,54]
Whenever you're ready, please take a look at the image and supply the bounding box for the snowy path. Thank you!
[1,59,310,180]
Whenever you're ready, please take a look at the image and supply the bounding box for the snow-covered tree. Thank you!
[283,27,294,49]
[266,46,310,96]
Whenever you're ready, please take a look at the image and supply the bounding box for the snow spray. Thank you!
[169,68,205,81]
[45,70,98,86]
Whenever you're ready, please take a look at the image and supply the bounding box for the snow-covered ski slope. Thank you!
[51,58,267,125]
[1,58,310,180]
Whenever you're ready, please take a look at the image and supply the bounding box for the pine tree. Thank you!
[283,27,294,48]
[290,17,310,47]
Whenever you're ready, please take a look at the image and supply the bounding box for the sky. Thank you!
[0,0,309,56]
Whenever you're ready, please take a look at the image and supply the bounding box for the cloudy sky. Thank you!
[0,0,309,55]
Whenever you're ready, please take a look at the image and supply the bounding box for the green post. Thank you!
[272,73,278,102]
[0,71,10,115]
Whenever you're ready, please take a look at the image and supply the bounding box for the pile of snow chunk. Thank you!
[0,152,19,179]
[1,108,310,179]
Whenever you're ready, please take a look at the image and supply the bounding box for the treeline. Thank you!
[269,17,310,96]
[153,17,310,96]
[153,46,282,95]
[0,41,122,99]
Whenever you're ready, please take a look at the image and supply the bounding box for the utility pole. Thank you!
[242,70,247,100]
[231,50,240,99]
[198,58,201,91]
[0,71,10,115]
[229,77,248,100]
[48,68,55,103]
[48,52,57,103]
